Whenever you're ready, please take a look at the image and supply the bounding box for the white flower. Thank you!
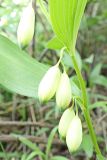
[58,108,75,139]
[56,72,72,109]
[66,115,82,152]
[38,65,61,102]
[17,2,35,47]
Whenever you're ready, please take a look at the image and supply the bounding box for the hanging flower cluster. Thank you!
[38,49,82,152]
[17,0,82,152]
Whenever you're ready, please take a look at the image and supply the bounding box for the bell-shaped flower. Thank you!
[66,115,82,152]
[17,2,35,48]
[56,72,72,109]
[38,65,61,102]
[58,108,75,139]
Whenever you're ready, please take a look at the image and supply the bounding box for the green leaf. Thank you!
[49,0,87,51]
[73,0,87,48]
[0,35,48,98]
[90,63,105,87]
[26,151,43,160]
[89,101,107,110]
[97,154,106,160]
[38,0,50,23]
[84,54,94,64]
[70,77,81,97]
[51,156,69,160]
[93,75,107,88]
[90,63,102,79]
[21,154,27,160]
[45,126,58,160]
[14,135,45,159]
[80,134,93,158]
[47,36,64,50]
[0,152,21,158]
[14,135,39,150]
[63,51,82,70]
[0,142,8,160]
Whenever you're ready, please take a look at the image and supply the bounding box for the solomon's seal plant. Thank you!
[37,0,105,158]
[0,0,106,159]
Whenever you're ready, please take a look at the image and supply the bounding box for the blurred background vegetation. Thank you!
[0,0,107,159]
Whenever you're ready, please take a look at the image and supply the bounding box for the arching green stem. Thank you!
[70,50,103,156]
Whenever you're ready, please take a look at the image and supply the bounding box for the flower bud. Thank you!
[66,115,82,152]
[38,65,61,102]
[17,2,35,48]
[58,108,75,139]
[56,72,72,109]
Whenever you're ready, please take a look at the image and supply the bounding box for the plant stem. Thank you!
[38,0,50,23]
[70,52,102,156]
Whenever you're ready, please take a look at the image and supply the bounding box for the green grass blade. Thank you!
[45,126,58,160]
